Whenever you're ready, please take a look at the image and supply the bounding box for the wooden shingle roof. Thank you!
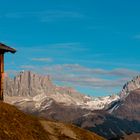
[0,43,16,53]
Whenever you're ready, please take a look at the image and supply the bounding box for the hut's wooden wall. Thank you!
[0,54,4,101]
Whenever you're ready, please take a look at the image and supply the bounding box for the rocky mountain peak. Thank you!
[119,75,140,98]
[5,71,87,106]
[5,71,54,97]
[107,76,140,121]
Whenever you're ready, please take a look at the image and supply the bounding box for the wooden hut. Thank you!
[0,43,16,101]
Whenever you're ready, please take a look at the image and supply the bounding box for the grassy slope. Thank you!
[122,133,140,140]
[40,119,105,140]
[0,101,50,140]
[0,102,105,140]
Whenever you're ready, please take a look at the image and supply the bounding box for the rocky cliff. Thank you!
[5,71,54,97]
[119,75,140,98]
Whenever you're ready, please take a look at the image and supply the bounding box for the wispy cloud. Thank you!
[19,42,86,51]
[17,64,140,91]
[52,74,127,89]
[46,43,88,52]
[43,64,140,77]
[31,57,53,62]
[83,60,140,67]
[3,10,85,22]
[40,10,85,22]
[133,34,140,39]
[20,65,36,69]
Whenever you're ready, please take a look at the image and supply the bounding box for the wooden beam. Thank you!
[0,54,4,101]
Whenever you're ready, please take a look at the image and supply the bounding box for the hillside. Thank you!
[40,119,105,140]
[122,133,140,140]
[0,102,49,140]
[0,102,105,140]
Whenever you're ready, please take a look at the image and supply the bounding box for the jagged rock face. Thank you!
[119,75,140,98]
[106,76,140,121]
[112,89,140,121]
[4,71,86,104]
[4,71,54,97]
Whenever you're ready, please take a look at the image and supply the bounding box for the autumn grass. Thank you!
[0,101,50,140]
[0,101,105,140]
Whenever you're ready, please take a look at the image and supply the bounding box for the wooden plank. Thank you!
[0,54,2,100]
[0,54,4,101]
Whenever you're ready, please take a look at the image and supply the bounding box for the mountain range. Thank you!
[4,71,140,139]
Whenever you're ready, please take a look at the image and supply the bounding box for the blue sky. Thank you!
[1,0,140,96]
